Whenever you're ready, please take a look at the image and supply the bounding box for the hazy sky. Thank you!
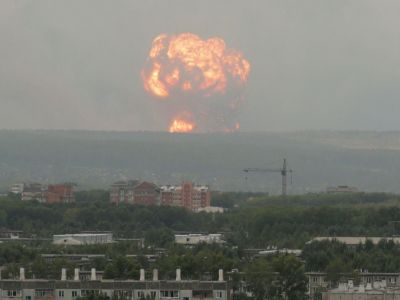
[1,0,399,131]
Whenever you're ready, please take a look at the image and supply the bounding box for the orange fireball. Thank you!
[142,33,250,98]
[142,33,250,132]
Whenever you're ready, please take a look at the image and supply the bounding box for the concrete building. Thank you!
[326,185,359,194]
[53,233,113,246]
[175,234,224,245]
[21,183,44,202]
[0,268,230,300]
[160,182,211,211]
[308,237,400,248]
[41,254,106,268]
[322,280,400,300]
[195,207,224,214]
[9,183,24,195]
[0,229,22,239]
[307,271,400,299]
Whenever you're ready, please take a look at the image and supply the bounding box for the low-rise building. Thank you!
[195,207,224,214]
[53,233,113,246]
[40,254,107,268]
[323,280,400,300]
[326,185,359,194]
[175,234,224,245]
[0,229,22,239]
[308,236,400,249]
[307,271,400,299]
[0,268,230,300]
[9,183,24,195]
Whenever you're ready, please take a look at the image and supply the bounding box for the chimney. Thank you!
[91,268,96,281]
[153,269,158,281]
[176,268,181,281]
[218,269,224,282]
[61,268,67,281]
[74,268,79,281]
[140,269,145,281]
[19,268,25,281]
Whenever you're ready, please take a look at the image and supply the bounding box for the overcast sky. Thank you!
[0,0,399,131]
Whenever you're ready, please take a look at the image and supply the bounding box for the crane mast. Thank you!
[243,158,292,196]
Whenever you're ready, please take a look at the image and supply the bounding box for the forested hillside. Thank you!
[1,130,400,193]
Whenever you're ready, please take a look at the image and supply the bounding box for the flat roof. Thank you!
[308,236,400,245]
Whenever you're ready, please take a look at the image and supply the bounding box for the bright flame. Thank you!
[142,33,250,98]
[142,63,168,98]
[142,33,250,132]
[169,119,195,133]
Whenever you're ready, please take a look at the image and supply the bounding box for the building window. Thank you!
[160,290,179,298]
[114,290,132,298]
[35,290,53,297]
[72,291,78,297]
[150,292,157,298]
[7,290,18,297]
[26,296,31,300]
[216,291,223,298]
[137,291,144,298]
[81,290,99,297]
[59,290,64,297]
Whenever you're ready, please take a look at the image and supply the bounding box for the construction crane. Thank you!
[243,158,293,196]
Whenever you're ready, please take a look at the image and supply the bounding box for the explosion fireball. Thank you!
[142,33,250,133]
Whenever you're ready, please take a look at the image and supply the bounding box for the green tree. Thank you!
[326,258,351,286]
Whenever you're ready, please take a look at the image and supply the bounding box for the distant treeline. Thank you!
[3,130,400,192]
[1,192,400,248]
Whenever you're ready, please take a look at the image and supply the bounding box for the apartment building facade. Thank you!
[52,233,113,246]
[19,183,74,204]
[322,280,400,300]
[110,181,211,210]
[307,271,400,299]
[109,181,159,205]
[45,184,75,204]
[0,268,230,300]
[160,182,211,210]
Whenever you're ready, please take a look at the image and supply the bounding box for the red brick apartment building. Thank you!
[160,181,211,210]
[132,182,160,205]
[45,184,75,204]
[110,181,211,210]
[110,181,159,205]
[20,183,74,203]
